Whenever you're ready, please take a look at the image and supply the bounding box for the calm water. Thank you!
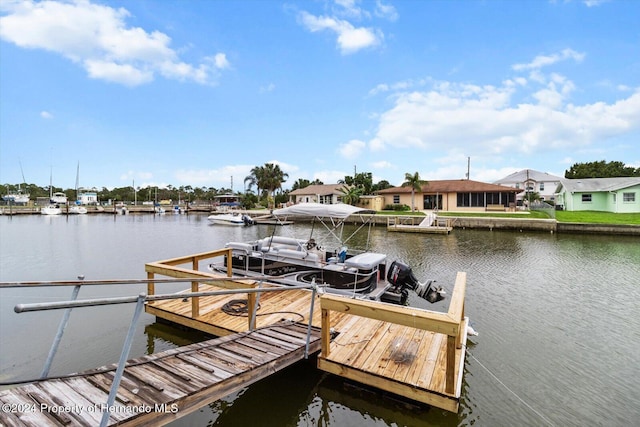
[1,214,639,426]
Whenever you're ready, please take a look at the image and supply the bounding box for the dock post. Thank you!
[304,282,317,359]
[191,256,199,317]
[248,281,262,331]
[147,271,155,299]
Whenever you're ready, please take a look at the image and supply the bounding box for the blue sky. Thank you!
[1,0,638,192]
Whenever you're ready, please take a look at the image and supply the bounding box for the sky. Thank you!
[1,0,639,192]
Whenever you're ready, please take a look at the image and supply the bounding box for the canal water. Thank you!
[1,214,638,426]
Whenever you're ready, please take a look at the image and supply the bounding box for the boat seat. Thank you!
[276,249,319,262]
[344,252,387,269]
[226,242,254,253]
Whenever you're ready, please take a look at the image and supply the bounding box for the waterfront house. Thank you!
[376,179,522,212]
[493,169,562,203]
[288,184,349,204]
[554,177,640,213]
[78,191,98,205]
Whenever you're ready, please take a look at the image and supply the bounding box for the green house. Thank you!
[555,177,640,213]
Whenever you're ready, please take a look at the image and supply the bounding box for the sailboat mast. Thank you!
[75,161,80,202]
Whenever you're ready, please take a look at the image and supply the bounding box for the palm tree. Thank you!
[339,185,362,206]
[401,172,428,211]
[245,166,266,201]
[262,163,289,200]
[245,163,289,207]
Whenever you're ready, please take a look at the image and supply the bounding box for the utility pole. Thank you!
[466,157,470,180]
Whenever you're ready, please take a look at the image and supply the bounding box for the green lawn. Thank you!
[379,209,640,224]
[555,211,640,225]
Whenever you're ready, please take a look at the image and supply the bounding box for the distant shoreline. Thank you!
[2,207,638,236]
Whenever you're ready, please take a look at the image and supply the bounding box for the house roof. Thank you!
[289,184,348,196]
[494,169,563,184]
[556,177,640,193]
[376,179,522,194]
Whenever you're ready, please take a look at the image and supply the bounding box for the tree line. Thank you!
[4,160,636,208]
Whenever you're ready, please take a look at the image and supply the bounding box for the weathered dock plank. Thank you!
[0,322,321,426]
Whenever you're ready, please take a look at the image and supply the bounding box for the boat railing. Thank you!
[320,271,467,395]
[3,272,319,427]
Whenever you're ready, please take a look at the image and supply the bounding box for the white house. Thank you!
[288,184,348,204]
[494,169,562,202]
[78,191,98,205]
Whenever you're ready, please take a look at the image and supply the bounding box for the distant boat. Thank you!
[3,161,30,204]
[41,204,62,215]
[50,192,68,204]
[73,161,86,209]
[42,166,62,215]
[68,204,87,214]
[207,212,254,226]
[2,189,30,204]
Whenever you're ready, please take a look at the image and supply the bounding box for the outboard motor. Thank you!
[383,260,446,305]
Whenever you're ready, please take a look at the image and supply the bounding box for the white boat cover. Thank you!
[272,203,371,220]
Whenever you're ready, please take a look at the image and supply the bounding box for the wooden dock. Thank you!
[0,248,468,425]
[144,249,468,413]
[0,321,320,426]
[386,216,453,234]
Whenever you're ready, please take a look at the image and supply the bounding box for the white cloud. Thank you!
[583,0,610,7]
[0,0,228,86]
[371,160,394,169]
[40,111,53,119]
[339,139,367,158]
[260,83,276,93]
[375,0,398,21]
[298,10,382,54]
[512,48,585,71]
[364,52,640,164]
[213,53,230,70]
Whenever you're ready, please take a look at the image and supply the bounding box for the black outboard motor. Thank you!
[383,260,446,305]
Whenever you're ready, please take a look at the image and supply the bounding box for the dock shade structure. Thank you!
[272,202,374,219]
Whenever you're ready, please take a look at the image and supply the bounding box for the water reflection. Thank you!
[1,215,639,426]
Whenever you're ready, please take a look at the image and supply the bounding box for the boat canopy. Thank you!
[272,203,372,220]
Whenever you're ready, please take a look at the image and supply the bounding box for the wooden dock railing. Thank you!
[145,248,260,328]
[320,271,466,394]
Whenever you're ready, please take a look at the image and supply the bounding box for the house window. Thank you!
[393,195,400,204]
[623,192,636,202]
[582,194,592,203]
[539,183,544,191]
[319,195,334,204]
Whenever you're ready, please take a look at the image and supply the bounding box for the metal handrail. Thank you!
[14,283,316,312]
[0,275,293,288]
[10,279,319,427]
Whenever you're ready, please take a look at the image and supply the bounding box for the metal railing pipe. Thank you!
[0,274,293,288]
[14,284,316,313]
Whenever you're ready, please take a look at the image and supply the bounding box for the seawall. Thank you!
[343,214,640,237]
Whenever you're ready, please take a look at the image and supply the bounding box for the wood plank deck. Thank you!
[145,279,467,413]
[0,321,320,427]
[145,282,336,336]
[319,313,468,412]
[387,224,453,234]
